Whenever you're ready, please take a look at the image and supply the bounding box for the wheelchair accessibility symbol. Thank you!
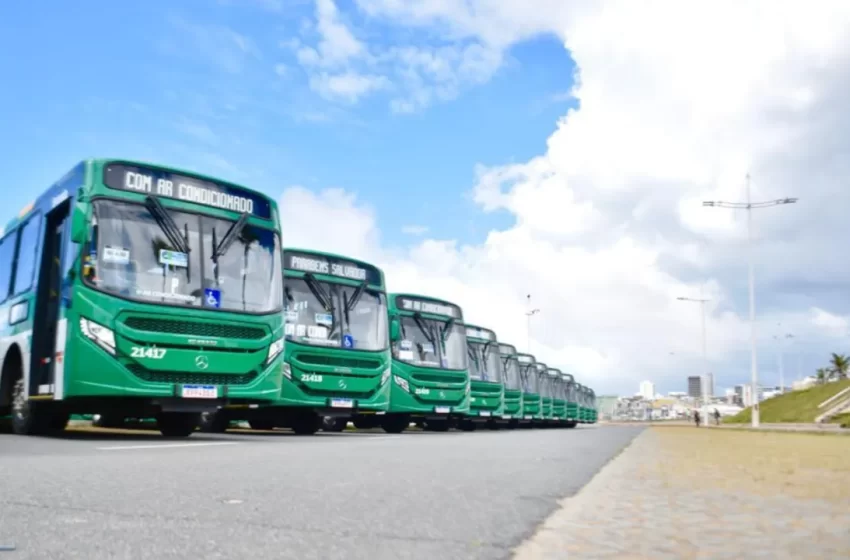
[204,288,222,309]
[342,334,354,349]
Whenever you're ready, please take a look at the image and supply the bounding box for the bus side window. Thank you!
[10,215,42,297]
[0,234,16,303]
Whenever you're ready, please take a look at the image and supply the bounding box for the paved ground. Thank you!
[514,426,850,559]
[0,424,641,559]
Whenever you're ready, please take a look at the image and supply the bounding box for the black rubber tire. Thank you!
[290,413,321,435]
[198,411,230,433]
[381,414,410,434]
[11,379,69,436]
[424,419,450,432]
[322,417,347,432]
[156,412,199,437]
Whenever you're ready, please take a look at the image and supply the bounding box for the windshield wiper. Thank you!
[304,273,338,338]
[438,317,455,343]
[145,196,190,254]
[342,281,367,326]
[211,213,249,261]
[412,313,436,347]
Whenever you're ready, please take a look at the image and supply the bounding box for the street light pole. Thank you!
[525,294,540,354]
[703,174,798,428]
[677,295,710,426]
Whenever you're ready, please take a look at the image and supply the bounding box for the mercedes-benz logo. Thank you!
[338,379,347,389]
[195,355,209,370]
[439,391,445,399]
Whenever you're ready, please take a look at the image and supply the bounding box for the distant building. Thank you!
[704,373,714,398]
[639,381,655,400]
[687,376,702,398]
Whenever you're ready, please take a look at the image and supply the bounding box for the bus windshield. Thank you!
[284,277,388,351]
[467,339,501,382]
[394,315,466,370]
[85,199,282,313]
[537,368,551,398]
[499,349,521,390]
[519,363,539,393]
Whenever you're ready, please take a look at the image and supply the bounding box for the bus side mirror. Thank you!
[390,318,400,342]
[70,202,88,244]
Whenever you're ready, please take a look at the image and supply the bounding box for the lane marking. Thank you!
[97,442,241,451]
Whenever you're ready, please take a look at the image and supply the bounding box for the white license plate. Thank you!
[181,384,217,399]
[502,415,511,420]
[524,415,532,420]
[434,406,451,414]
[479,411,491,417]
[330,398,354,408]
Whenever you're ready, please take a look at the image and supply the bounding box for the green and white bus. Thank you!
[576,383,588,424]
[498,343,523,428]
[562,372,578,428]
[535,362,552,426]
[515,352,539,428]
[203,248,390,434]
[382,293,470,433]
[0,159,284,437]
[588,388,597,424]
[547,367,566,427]
[460,324,503,431]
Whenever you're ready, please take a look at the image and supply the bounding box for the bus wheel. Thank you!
[156,412,199,437]
[198,411,229,433]
[291,413,321,435]
[322,417,347,432]
[10,379,68,436]
[381,414,410,434]
[459,419,476,432]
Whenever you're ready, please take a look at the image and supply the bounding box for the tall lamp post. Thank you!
[677,295,710,426]
[525,294,540,354]
[773,330,794,393]
[703,174,797,428]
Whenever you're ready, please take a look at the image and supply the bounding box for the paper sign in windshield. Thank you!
[103,246,130,265]
[159,249,189,268]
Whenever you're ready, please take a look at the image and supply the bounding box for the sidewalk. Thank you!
[603,420,850,436]
[513,426,850,559]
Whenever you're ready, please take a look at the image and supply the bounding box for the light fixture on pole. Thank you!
[525,294,540,354]
[677,295,711,427]
[703,173,798,428]
[773,330,794,393]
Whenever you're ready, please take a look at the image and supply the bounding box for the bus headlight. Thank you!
[266,337,284,365]
[80,318,116,355]
[393,375,409,392]
[381,367,391,385]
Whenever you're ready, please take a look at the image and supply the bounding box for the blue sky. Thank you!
[0,0,575,248]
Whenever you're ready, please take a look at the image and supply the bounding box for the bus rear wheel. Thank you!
[322,417,348,432]
[381,414,410,434]
[11,379,69,436]
[156,412,199,437]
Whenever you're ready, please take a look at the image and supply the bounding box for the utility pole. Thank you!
[703,174,798,428]
[525,294,540,354]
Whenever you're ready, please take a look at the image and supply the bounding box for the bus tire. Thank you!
[424,419,450,432]
[322,417,347,432]
[381,414,409,434]
[10,379,69,436]
[459,419,476,432]
[291,413,321,435]
[199,411,229,433]
[156,412,199,437]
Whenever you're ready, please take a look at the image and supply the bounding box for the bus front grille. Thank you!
[293,353,383,370]
[410,372,467,384]
[122,317,267,340]
[125,364,259,386]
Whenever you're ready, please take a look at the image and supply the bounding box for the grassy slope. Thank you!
[724,379,850,424]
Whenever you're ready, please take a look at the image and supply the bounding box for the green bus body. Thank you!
[589,388,597,423]
[576,383,588,423]
[515,352,540,426]
[562,373,579,428]
[535,362,552,424]
[205,248,391,434]
[498,342,523,428]
[382,292,470,433]
[547,368,566,425]
[460,323,504,431]
[0,159,284,437]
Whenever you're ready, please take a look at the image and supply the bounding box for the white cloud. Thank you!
[281,1,850,394]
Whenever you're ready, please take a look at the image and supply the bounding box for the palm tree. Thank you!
[829,353,849,380]
[816,368,830,385]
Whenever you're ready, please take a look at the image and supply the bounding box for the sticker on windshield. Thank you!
[296,324,307,337]
[284,323,295,336]
[400,340,412,351]
[315,312,333,326]
[134,288,197,304]
[307,325,328,339]
[399,350,414,360]
[342,334,354,349]
[441,356,448,367]
[159,249,189,268]
[204,288,222,309]
[285,311,299,322]
[102,246,130,265]
[420,342,435,354]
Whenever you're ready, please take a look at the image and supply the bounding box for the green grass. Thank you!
[723,379,850,424]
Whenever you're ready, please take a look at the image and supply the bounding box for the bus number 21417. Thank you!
[130,347,167,359]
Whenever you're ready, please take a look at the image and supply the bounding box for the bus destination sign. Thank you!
[498,344,517,356]
[103,163,272,219]
[517,355,534,364]
[284,250,383,286]
[465,327,495,341]
[396,296,462,320]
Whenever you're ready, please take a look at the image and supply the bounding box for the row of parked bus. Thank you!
[0,158,596,437]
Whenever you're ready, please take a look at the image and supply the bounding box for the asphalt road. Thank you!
[0,424,642,560]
